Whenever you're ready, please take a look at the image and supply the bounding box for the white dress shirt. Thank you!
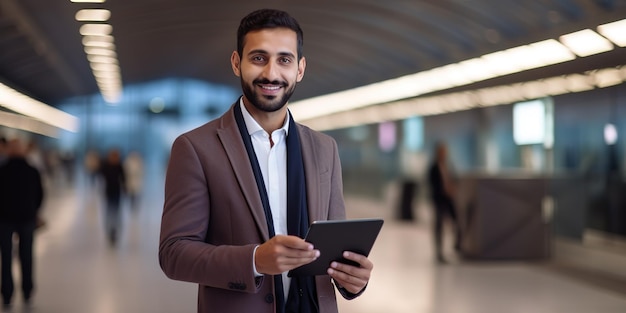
[240,100,291,298]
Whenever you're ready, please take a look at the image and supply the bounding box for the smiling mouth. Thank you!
[260,85,281,91]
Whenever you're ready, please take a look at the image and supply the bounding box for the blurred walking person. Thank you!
[0,138,44,308]
[99,148,126,246]
[123,151,143,211]
[428,142,462,263]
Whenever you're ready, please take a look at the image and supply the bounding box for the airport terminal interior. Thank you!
[1,0,626,312]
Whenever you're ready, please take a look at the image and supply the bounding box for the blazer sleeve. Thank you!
[158,134,261,294]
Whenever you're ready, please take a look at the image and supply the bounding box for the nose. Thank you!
[261,60,280,82]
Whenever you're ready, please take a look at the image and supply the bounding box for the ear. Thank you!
[231,51,241,77]
[296,56,306,82]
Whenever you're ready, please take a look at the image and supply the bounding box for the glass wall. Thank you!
[56,78,238,169]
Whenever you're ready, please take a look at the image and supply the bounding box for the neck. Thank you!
[242,98,288,133]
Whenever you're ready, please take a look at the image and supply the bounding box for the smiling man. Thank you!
[159,9,373,313]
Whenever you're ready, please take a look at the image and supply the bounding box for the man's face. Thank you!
[231,28,305,113]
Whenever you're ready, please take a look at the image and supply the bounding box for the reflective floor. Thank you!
[4,166,626,312]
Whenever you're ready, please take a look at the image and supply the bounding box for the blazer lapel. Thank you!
[217,105,270,241]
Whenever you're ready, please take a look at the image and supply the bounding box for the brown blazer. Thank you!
[159,103,347,313]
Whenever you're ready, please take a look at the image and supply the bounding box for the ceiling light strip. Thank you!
[301,66,626,131]
[0,83,79,132]
[289,38,576,121]
[290,19,626,122]
[73,1,122,104]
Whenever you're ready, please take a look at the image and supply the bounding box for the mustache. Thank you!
[253,78,288,87]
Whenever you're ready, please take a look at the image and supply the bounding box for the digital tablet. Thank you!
[288,218,384,277]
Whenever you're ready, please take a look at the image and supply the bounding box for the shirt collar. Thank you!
[239,97,290,136]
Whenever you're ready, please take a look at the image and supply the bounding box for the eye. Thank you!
[251,55,266,63]
[279,57,293,64]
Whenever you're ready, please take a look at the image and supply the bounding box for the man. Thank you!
[159,9,373,313]
[0,138,44,308]
[428,142,462,263]
[99,148,126,246]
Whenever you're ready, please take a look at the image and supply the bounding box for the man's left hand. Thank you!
[327,251,373,294]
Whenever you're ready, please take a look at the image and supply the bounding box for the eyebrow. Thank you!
[247,49,296,59]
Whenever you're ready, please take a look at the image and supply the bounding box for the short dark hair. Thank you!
[237,9,304,60]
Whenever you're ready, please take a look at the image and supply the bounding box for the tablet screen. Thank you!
[288,218,384,277]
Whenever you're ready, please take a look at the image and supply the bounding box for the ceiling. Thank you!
[1,0,626,107]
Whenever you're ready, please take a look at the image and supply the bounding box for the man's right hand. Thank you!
[255,235,320,275]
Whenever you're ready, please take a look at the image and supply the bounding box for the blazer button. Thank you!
[264,294,274,303]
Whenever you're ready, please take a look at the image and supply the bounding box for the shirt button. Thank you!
[265,293,274,303]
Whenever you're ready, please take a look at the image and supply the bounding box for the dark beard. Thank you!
[241,77,296,113]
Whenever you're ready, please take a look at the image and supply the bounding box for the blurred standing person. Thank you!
[0,138,44,308]
[428,142,462,263]
[45,149,62,186]
[84,149,100,188]
[99,148,126,246]
[123,151,144,210]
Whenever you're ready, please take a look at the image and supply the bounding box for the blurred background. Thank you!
[0,0,626,312]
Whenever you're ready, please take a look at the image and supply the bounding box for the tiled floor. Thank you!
[3,167,626,312]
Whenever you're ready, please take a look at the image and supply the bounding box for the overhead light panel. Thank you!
[456,58,496,82]
[89,62,119,72]
[75,9,111,22]
[84,46,117,57]
[594,68,623,88]
[481,50,524,76]
[70,0,106,3]
[559,29,614,57]
[87,55,118,64]
[526,39,576,65]
[82,36,115,49]
[597,19,626,47]
[80,23,113,36]
[82,35,114,44]
[93,71,120,79]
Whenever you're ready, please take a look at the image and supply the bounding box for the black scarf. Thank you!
[234,104,318,313]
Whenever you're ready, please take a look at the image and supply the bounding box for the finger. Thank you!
[277,235,315,251]
[328,260,369,281]
[327,267,367,293]
[273,253,320,273]
[263,237,319,261]
[282,249,320,263]
[342,251,373,270]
